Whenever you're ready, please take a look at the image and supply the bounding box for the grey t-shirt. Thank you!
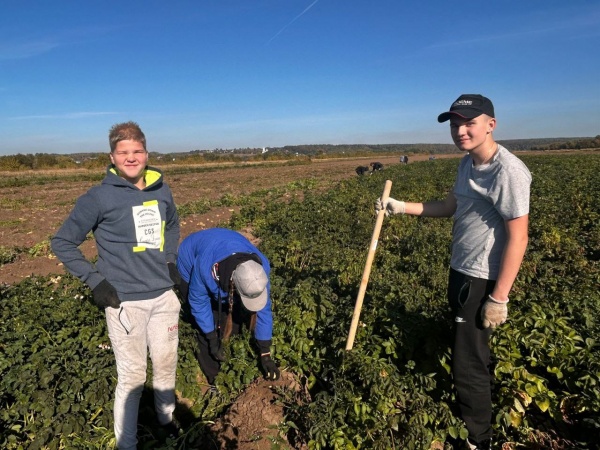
[450,145,532,279]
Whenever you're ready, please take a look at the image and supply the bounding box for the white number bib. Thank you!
[132,201,163,250]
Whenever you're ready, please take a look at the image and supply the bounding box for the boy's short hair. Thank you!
[109,121,146,152]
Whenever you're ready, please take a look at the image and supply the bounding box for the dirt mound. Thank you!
[208,371,309,450]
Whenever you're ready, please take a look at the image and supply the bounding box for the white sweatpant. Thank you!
[105,290,180,450]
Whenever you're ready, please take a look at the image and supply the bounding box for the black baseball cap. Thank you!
[437,94,495,123]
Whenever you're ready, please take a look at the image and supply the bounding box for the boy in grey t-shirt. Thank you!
[376,94,531,449]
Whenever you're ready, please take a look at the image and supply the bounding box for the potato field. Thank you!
[1,152,599,449]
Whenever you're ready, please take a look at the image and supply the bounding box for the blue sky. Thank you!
[1,0,599,156]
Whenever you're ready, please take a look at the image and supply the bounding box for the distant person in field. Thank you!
[376,94,531,450]
[176,228,280,389]
[356,165,370,176]
[51,121,182,449]
[370,161,384,171]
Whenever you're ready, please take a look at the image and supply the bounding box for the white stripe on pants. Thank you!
[106,290,180,450]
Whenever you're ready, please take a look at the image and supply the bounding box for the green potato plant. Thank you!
[1,153,598,449]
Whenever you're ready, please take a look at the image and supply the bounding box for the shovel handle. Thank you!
[346,179,393,350]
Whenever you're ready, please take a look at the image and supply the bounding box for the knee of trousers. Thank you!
[115,368,147,390]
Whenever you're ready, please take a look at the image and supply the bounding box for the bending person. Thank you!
[177,228,280,387]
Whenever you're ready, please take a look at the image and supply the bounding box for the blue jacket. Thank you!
[177,228,273,340]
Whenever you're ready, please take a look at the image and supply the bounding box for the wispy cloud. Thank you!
[428,26,566,49]
[191,106,411,133]
[428,9,600,49]
[0,39,60,60]
[0,25,117,61]
[10,112,119,120]
[267,0,320,44]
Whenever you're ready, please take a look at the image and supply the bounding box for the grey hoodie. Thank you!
[51,165,180,301]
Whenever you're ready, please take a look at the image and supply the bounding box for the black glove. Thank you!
[168,262,181,287]
[206,331,225,362]
[260,354,280,380]
[92,280,121,309]
[256,339,272,355]
[178,279,189,301]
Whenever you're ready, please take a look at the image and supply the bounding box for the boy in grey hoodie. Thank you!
[51,122,181,449]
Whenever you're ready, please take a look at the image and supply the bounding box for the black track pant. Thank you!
[194,300,252,385]
[447,268,495,444]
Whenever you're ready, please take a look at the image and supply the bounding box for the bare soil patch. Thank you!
[206,371,309,450]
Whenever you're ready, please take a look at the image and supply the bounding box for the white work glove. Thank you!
[375,197,406,216]
[481,295,508,329]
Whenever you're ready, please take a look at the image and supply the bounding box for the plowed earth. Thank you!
[1,154,459,285]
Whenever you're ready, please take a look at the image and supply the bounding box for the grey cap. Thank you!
[232,260,268,312]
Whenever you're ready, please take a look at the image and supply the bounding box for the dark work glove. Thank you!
[256,339,272,355]
[168,262,181,287]
[206,331,225,362]
[260,354,280,381]
[178,279,189,301]
[92,280,121,309]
